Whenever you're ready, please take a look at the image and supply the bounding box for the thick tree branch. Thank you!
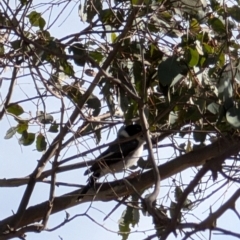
[161,148,231,240]
[0,136,239,236]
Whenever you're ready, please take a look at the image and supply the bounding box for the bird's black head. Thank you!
[118,124,142,138]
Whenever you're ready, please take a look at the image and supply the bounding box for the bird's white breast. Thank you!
[100,141,144,176]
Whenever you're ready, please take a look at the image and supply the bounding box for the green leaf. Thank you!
[185,47,199,67]
[210,0,220,11]
[10,39,30,51]
[17,122,28,134]
[78,0,102,23]
[158,56,188,87]
[37,30,51,40]
[49,121,59,133]
[38,17,46,30]
[218,52,225,67]
[208,17,225,35]
[37,111,54,124]
[36,133,47,152]
[131,0,140,4]
[4,127,17,139]
[19,0,29,5]
[99,9,123,29]
[190,18,201,34]
[63,85,101,116]
[111,32,117,43]
[202,43,214,54]
[7,104,24,116]
[27,11,46,30]
[100,9,113,24]
[89,51,104,64]
[19,131,35,146]
[118,205,140,240]
[228,6,240,23]
[59,59,74,76]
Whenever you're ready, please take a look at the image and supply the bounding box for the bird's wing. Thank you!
[84,139,140,175]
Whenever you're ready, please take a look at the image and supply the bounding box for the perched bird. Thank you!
[78,124,144,200]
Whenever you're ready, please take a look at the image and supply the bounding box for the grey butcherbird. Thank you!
[78,124,144,200]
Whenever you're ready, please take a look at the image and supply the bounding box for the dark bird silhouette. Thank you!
[78,124,144,200]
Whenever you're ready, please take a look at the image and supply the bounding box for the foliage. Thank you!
[1,0,240,240]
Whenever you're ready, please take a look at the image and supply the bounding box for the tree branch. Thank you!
[8,2,145,230]
[0,136,239,236]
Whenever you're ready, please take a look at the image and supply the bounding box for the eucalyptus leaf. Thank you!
[118,205,140,240]
[36,133,47,151]
[4,127,17,139]
[208,17,225,35]
[111,32,117,43]
[48,121,59,133]
[158,56,188,88]
[27,11,46,30]
[99,9,123,29]
[78,0,102,23]
[59,59,74,76]
[62,85,101,116]
[7,104,24,116]
[89,51,104,65]
[185,47,199,67]
[17,122,28,134]
[19,131,35,146]
[228,6,240,23]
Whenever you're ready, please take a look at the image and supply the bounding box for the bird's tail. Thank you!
[77,174,98,201]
